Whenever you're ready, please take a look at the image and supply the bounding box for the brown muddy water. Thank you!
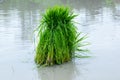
[0,0,120,80]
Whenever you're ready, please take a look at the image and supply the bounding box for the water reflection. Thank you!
[0,0,120,27]
[0,0,120,35]
[0,0,120,80]
[0,0,3,3]
[19,10,40,40]
[37,61,88,80]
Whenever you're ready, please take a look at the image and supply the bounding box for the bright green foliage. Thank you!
[35,6,87,66]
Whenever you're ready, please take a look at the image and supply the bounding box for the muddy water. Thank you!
[0,0,120,80]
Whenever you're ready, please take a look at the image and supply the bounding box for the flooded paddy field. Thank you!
[0,0,120,80]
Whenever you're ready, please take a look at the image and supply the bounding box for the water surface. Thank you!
[0,0,120,80]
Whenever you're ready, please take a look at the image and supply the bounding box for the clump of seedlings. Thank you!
[35,6,88,66]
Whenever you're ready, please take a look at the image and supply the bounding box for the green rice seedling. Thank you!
[35,6,88,66]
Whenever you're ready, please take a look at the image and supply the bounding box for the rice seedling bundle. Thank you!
[35,6,87,66]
